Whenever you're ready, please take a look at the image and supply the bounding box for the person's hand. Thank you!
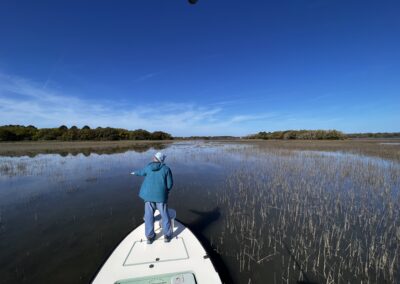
[130,171,135,175]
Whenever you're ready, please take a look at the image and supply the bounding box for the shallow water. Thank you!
[0,142,399,283]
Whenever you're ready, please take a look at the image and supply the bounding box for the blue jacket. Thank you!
[134,162,173,203]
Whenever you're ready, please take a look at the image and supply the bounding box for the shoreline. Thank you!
[0,139,399,161]
[0,140,173,157]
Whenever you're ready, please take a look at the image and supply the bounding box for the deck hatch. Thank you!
[123,237,189,266]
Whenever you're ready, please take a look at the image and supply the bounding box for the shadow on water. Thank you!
[180,207,235,284]
[182,208,318,284]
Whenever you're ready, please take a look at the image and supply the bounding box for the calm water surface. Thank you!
[0,142,399,283]
[0,142,238,283]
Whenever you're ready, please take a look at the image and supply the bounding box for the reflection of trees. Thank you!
[2,143,171,157]
[153,144,167,150]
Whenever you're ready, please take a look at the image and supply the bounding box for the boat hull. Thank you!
[92,219,222,284]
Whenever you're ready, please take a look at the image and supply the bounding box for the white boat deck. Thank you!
[92,214,222,284]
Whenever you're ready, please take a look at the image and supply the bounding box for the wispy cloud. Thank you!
[1,72,364,135]
[133,72,159,82]
[0,73,278,136]
[229,113,277,123]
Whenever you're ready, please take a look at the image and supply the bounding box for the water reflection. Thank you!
[0,142,399,284]
[0,142,168,158]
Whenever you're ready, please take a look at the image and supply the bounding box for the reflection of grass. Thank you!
[214,145,400,283]
[0,162,11,174]
[66,186,80,194]
[0,140,172,157]
[1,140,399,283]
[16,162,27,172]
[0,161,28,176]
[85,177,97,183]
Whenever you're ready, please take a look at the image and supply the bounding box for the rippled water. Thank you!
[0,142,399,283]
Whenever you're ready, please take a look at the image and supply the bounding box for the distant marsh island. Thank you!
[247,130,400,140]
[2,126,399,143]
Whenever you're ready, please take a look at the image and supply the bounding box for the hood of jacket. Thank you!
[149,162,165,171]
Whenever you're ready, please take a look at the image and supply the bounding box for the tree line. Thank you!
[174,136,238,140]
[0,125,172,141]
[247,130,345,140]
[346,132,400,139]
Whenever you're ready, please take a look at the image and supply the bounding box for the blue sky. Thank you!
[0,0,399,136]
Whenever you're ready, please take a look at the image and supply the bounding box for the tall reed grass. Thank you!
[215,148,399,283]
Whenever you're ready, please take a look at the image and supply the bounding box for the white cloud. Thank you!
[0,73,278,136]
[229,113,277,123]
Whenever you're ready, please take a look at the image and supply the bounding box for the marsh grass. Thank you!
[232,139,400,162]
[215,147,400,283]
[0,140,399,284]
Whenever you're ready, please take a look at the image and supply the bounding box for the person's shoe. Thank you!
[164,236,171,243]
[147,237,155,244]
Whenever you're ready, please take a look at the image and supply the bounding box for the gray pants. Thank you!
[144,202,172,239]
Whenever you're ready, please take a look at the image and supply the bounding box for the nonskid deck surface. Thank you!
[92,215,222,284]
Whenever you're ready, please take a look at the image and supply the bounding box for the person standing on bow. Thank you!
[131,152,173,244]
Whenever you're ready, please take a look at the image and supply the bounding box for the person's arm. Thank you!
[166,168,173,191]
[132,166,147,176]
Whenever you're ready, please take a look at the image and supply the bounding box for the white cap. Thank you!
[154,152,166,163]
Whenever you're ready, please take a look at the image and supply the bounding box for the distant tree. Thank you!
[118,129,130,140]
[34,128,59,140]
[325,130,344,140]
[151,131,173,140]
[0,129,17,141]
[0,125,173,141]
[347,132,400,139]
[79,128,94,140]
[283,131,297,140]
[270,131,284,139]
[0,125,37,140]
[129,129,151,140]
[247,130,345,140]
